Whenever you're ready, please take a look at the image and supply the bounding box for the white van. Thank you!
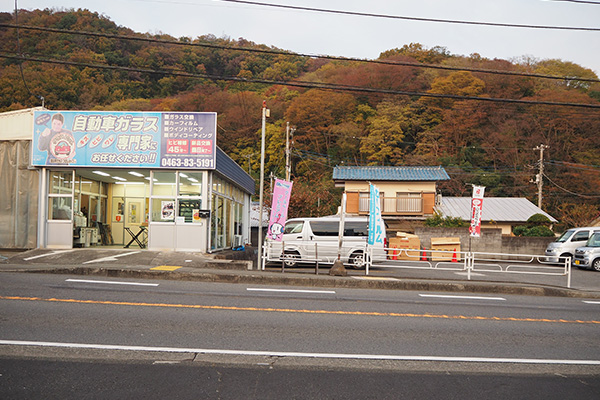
[545,227,598,263]
[266,216,387,269]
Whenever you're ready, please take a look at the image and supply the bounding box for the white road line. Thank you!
[65,279,159,287]
[1,340,599,365]
[83,251,141,264]
[247,288,336,294]
[419,294,506,301]
[583,300,600,304]
[23,250,75,261]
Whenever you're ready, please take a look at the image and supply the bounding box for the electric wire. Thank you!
[2,52,599,110]
[543,173,600,198]
[2,23,598,84]
[13,2,43,106]
[217,0,600,31]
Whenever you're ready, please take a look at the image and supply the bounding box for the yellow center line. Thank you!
[2,295,598,325]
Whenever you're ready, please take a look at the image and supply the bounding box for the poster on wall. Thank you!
[129,203,138,223]
[192,209,201,223]
[161,201,175,220]
[31,111,217,169]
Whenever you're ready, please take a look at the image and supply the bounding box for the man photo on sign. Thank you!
[37,113,76,165]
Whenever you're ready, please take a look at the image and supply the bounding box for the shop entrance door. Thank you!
[46,170,75,249]
[124,198,147,248]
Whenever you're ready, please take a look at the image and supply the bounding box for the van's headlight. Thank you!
[546,249,556,254]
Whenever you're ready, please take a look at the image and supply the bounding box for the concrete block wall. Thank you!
[412,227,555,255]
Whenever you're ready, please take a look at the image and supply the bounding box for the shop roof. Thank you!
[333,166,450,181]
[216,147,255,195]
[436,197,557,223]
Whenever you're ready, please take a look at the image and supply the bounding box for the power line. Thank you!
[546,160,600,173]
[543,173,600,198]
[2,23,599,84]
[217,0,600,31]
[550,0,600,4]
[3,52,600,110]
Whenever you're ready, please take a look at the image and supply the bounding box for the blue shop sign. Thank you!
[32,111,217,169]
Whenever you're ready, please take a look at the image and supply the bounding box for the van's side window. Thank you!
[284,221,304,234]
[344,222,369,237]
[309,221,369,237]
[573,231,590,242]
[310,221,339,236]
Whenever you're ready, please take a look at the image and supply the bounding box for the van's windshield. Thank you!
[586,232,600,247]
[556,230,574,243]
[284,221,304,235]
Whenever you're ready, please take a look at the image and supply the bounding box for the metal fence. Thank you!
[263,241,572,288]
[367,247,572,288]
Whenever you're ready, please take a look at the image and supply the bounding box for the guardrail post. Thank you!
[262,240,267,271]
[281,241,285,273]
[315,243,319,275]
[567,257,571,288]
[467,252,473,280]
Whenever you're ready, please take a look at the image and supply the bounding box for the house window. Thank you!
[396,192,423,213]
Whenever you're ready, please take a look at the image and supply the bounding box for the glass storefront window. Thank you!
[50,171,73,194]
[179,172,202,196]
[179,199,202,223]
[80,179,99,194]
[49,197,72,220]
[151,198,176,222]
[152,171,176,196]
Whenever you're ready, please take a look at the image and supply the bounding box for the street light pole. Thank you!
[257,101,268,270]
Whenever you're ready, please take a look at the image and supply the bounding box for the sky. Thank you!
[6,0,600,75]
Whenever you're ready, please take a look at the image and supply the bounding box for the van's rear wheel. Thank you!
[349,251,366,270]
[281,251,300,268]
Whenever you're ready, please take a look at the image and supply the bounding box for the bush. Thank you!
[425,213,467,227]
[513,225,555,237]
[527,213,551,225]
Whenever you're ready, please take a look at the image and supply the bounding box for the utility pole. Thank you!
[285,123,294,181]
[285,122,290,181]
[534,144,549,209]
[257,101,269,271]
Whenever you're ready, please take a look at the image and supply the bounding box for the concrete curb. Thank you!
[6,264,600,299]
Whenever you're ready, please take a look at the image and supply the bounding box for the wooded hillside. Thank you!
[1,9,599,229]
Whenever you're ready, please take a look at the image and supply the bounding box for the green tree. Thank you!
[360,100,406,165]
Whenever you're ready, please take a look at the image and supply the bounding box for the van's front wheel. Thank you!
[349,251,367,270]
[281,251,300,268]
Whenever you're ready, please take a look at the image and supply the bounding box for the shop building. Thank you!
[0,108,254,252]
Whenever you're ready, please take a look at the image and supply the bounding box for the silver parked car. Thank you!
[545,227,596,263]
[573,231,600,271]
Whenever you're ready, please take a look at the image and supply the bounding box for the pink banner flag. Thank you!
[268,178,293,241]
[469,185,485,237]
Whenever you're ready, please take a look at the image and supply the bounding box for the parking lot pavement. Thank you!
[2,248,600,299]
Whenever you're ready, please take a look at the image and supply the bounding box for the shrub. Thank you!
[527,213,551,225]
[513,223,555,237]
[425,213,467,227]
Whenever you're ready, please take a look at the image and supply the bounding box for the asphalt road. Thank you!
[2,357,599,400]
[1,272,599,398]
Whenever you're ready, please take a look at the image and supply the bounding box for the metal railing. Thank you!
[358,196,423,215]
[367,247,572,288]
[263,241,572,288]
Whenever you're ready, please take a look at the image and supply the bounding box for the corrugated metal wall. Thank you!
[0,140,39,248]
